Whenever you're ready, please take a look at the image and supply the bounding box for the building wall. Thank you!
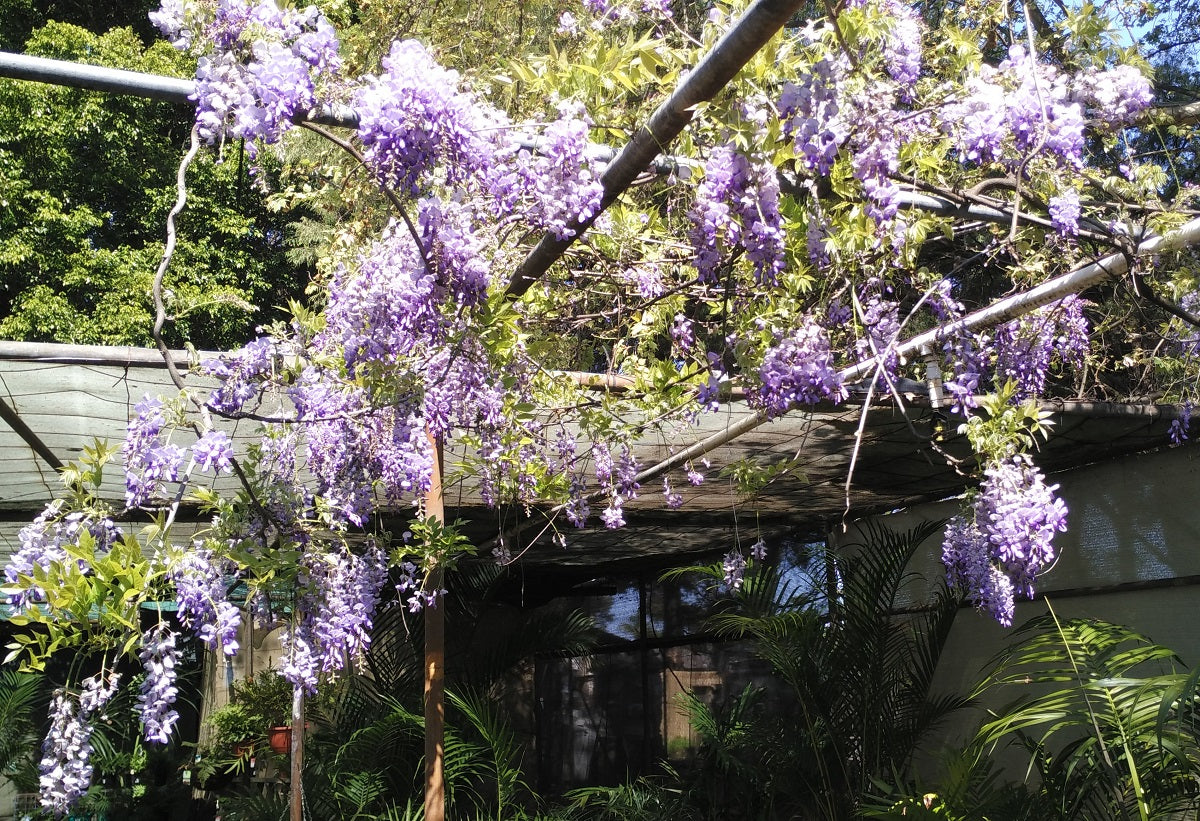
[843,443,1200,760]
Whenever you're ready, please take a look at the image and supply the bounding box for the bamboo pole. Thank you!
[424,434,447,821]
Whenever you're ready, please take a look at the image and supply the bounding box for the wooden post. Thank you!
[424,436,446,821]
[290,684,304,821]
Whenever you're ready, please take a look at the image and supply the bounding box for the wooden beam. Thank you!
[290,686,304,821]
[0,394,63,471]
[424,434,446,821]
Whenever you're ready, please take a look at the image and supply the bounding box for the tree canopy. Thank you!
[0,19,312,348]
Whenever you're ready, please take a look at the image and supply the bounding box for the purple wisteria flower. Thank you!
[601,497,626,529]
[565,477,591,527]
[939,46,1151,170]
[138,625,181,744]
[164,0,342,151]
[202,337,274,415]
[856,282,900,377]
[689,144,786,285]
[780,59,847,176]
[662,476,683,509]
[994,295,1088,399]
[1170,401,1192,446]
[192,430,235,473]
[281,543,389,692]
[755,316,846,416]
[722,549,747,591]
[1049,189,1081,236]
[39,672,120,815]
[1073,64,1154,125]
[750,539,767,561]
[515,100,605,240]
[942,454,1068,626]
[172,545,241,656]
[356,39,500,195]
[124,394,186,506]
[5,504,122,609]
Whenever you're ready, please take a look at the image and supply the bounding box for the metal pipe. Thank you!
[0,50,358,128]
[0,52,1042,228]
[0,393,64,471]
[0,51,194,103]
[629,215,1200,489]
[504,0,804,298]
[0,340,189,367]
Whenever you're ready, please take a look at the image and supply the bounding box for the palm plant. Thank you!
[967,610,1200,820]
[672,520,965,819]
[561,767,694,820]
[0,668,45,792]
[867,610,1200,820]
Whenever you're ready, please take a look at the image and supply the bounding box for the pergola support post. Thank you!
[290,685,304,821]
[424,435,446,821]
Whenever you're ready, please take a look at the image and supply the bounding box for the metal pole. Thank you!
[504,0,804,298]
[0,50,1057,238]
[0,50,358,127]
[629,215,1200,489]
[424,434,446,821]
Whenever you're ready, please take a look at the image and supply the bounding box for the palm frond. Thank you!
[971,614,1200,820]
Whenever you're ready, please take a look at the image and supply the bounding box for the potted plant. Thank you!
[267,724,291,755]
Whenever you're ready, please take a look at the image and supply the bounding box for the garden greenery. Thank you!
[1,0,1197,813]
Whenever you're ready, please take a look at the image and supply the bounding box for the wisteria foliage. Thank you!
[2,0,1193,812]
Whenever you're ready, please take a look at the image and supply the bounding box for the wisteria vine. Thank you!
[2,0,1187,813]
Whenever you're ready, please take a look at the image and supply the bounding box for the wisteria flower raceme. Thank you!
[601,496,626,529]
[282,543,389,692]
[755,317,847,416]
[193,430,235,473]
[994,295,1088,399]
[202,337,275,415]
[356,39,501,195]
[158,0,342,151]
[39,672,120,815]
[514,100,605,240]
[856,282,900,377]
[172,545,241,656]
[138,625,181,744]
[1049,189,1082,236]
[942,454,1068,626]
[938,46,1151,170]
[5,504,122,609]
[722,549,747,591]
[780,59,847,176]
[688,143,786,285]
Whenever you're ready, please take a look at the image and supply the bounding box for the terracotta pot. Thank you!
[267,725,292,755]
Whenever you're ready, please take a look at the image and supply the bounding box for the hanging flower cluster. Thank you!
[939,45,1153,168]
[282,542,389,692]
[39,672,120,815]
[138,625,181,745]
[755,316,847,416]
[5,503,122,609]
[688,142,785,286]
[151,0,341,150]
[942,454,1069,626]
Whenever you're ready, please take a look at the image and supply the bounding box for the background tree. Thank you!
[0,20,311,348]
